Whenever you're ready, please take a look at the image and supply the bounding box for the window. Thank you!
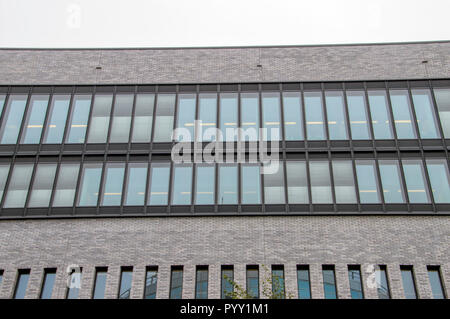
[376,265,390,299]
[347,91,371,140]
[131,94,154,143]
[325,91,348,140]
[0,269,3,287]
[118,267,133,299]
[0,94,28,144]
[433,88,450,137]
[263,163,285,204]
[246,266,259,298]
[20,94,50,144]
[65,94,92,143]
[221,266,234,299]
[3,163,34,208]
[322,266,337,299]
[332,161,357,203]
[195,165,215,205]
[218,164,238,204]
[124,163,147,206]
[14,269,30,299]
[52,163,80,207]
[170,267,183,299]
[241,93,259,141]
[66,268,82,299]
[148,163,170,205]
[219,93,238,142]
[367,90,394,139]
[400,266,417,299]
[171,165,193,205]
[153,94,176,142]
[297,265,311,299]
[87,94,113,143]
[28,163,57,207]
[282,92,303,140]
[100,163,125,206]
[198,93,217,142]
[389,90,417,139]
[241,165,261,204]
[286,161,308,204]
[175,94,196,142]
[0,94,5,116]
[411,89,440,138]
[109,94,134,143]
[77,163,103,206]
[348,265,364,299]
[195,266,209,299]
[262,92,281,141]
[355,160,381,203]
[304,92,325,140]
[43,94,71,144]
[427,266,445,299]
[402,160,431,203]
[378,160,406,203]
[309,161,332,203]
[0,164,10,202]
[144,267,158,299]
[40,268,56,299]
[92,267,108,299]
[426,159,450,203]
[271,266,285,299]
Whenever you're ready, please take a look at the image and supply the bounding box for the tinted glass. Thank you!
[221,268,234,299]
[148,163,170,205]
[246,268,259,298]
[93,270,107,299]
[272,268,285,298]
[401,268,417,299]
[264,164,285,204]
[77,163,102,206]
[43,95,71,143]
[14,271,30,299]
[101,163,125,206]
[286,161,308,204]
[411,89,439,138]
[241,165,261,204]
[304,92,325,140]
[131,94,154,142]
[390,90,417,139]
[195,165,215,204]
[0,164,10,202]
[124,163,147,206]
[28,163,57,207]
[66,94,91,143]
[427,267,445,299]
[219,93,238,142]
[347,91,370,140]
[20,94,50,144]
[355,160,381,203]
[325,91,348,140]
[282,92,303,140]
[118,269,133,299]
[171,165,193,205]
[241,93,259,141]
[310,161,332,203]
[153,94,176,142]
[52,163,80,207]
[368,91,393,139]
[297,267,311,299]
[0,94,28,144]
[170,269,183,299]
[402,160,430,203]
[195,268,208,299]
[144,269,158,299]
[109,94,134,143]
[218,165,238,204]
[433,88,450,137]
[379,160,405,203]
[332,161,357,203]
[176,94,196,142]
[426,159,450,203]
[198,93,217,142]
[3,164,33,208]
[322,268,337,299]
[40,270,56,299]
[87,94,113,143]
[376,267,390,299]
[262,92,281,141]
[348,267,364,299]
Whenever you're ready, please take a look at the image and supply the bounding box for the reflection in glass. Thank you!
[131,94,154,142]
[66,94,92,143]
[379,160,405,203]
[347,91,370,140]
[376,266,390,299]
[53,163,80,207]
[426,159,450,203]
[40,269,56,299]
[93,269,107,299]
[355,160,381,203]
[0,164,10,202]
[304,92,325,140]
[368,91,393,139]
[241,165,261,204]
[297,266,311,299]
[43,95,71,144]
[219,93,238,142]
[148,163,170,205]
[241,93,259,141]
[286,161,308,204]
[170,268,183,299]
[20,94,50,144]
[153,94,176,142]
[198,93,217,142]
[283,92,303,140]
[118,268,133,299]
[348,267,364,299]
[246,267,259,298]
[176,94,196,142]
[309,161,332,203]
[433,88,450,138]
[195,267,208,299]
[411,89,439,138]
[3,164,33,208]
[401,267,417,299]
[171,165,192,205]
[389,90,417,139]
[124,163,147,206]
[322,267,337,299]
[101,163,125,206]
[0,94,28,144]
[271,267,285,298]
[402,160,430,203]
[325,91,348,140]
[87,94,113,143]
[144,268,158,299]
[427,266,445,299]
[264,164,285,204]
[28,163,57,207]
[77,163,102,206]
[262,92,281,141]
[0,94,5,116]
[195,165,215,204]
[218,165,238,204]
[109,94,134,143]
[332,161,356,203]
[221,267,234,299]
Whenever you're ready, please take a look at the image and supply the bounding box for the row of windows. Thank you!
[0,158,449,209]
[3,264,445,299]
[1,87,450,145]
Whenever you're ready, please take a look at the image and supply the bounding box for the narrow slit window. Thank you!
[297,265,311,299]
[198,93,217,142]
[87,94,113,143]
[109,94,134,143]
[14,269,30,299]
[175,94,196,142]
[170,267,183,299]
[246,266,259,298]
[66,268,82,299]
[65,94,92,143]
[40,268,57,299]
[376,265,390,299]
[282,92,303,141]
[240,93,259,142]
[221,266,234,299]
[144,267,158,299]
[92,267,108,299]
[262,92,281,141]
[20,94,50,144]
[427,266,446,299]
[322,266,337,299]
[304,92,325,140]
[400,266,417,299]
[118,267,133,299]
[131,94,154,143]
[348,265,364,299]
[195,266,209,299]
[148,163,170,206]
[43,94,71,144]
[219,93,238,142]
[124,163,147,206]
[271,266,285,299]
[346,91,371,140]
[325,91,348,140]
[367,90,394,139]
[100,163,125,206]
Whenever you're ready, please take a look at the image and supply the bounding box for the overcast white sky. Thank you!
[0,0,449,48]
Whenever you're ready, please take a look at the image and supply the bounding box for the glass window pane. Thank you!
[297,266,311,299]
[325,91,348,140]
[170,268,183,299]
[148,163,170,205]
[218,165,238,205]
[131,94,154,143]
[20,94,50,144]
[93,269,107,299]
[198,93,217,142]
[427,267,445,299]
[13,270,30,299]
[195,267,208,299]
[66,94,92,143]
[286,161,308,204]
[144,268,158,299]
[53,163,80,207]
[153,94,176,142]
[40,269,56,299]
[176,94,196,142]
[124,163,147,206]
[241,165,261,204]
[219,93,238,142]
[322,267,337,299]
[171,165,192,205]
[246,267,259,298]
[304,92,325,140]
[87,94,113,143]
[368,90,394,139]
[241,93,259,142]
[433,88,450,138]
[0,164,10,202]
[221,267,234,299]
[0,94,5,116]
[426,159,450,203]
[272,267,285,298]
[347,91,370,140]
[101,163,125,206]
[355,160,381,203]
[348,267,364,299]
[0,94,28,144]
[376,266,390,299]
[28,163,57,207]
[195,165,215,204]
[264,164,285,204]
[332,161,357,203]
[389,90,417,139]
[66,269,82,299]
[262,92,281,141]
[77,163,102,206]
[402,160,431,203]
[282,92,303,141]
[310,161,332,203]
[3,164,34,208]
[43,95,71,144]
[411,89,439,138]
[401,267,417,299]
[118,268,133,299]
[379,160,405,203]
[109,94,134,143]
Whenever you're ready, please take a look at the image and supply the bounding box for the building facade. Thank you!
[0,42,449,299]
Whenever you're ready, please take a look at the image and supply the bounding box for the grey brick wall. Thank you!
[0,216,448,299]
